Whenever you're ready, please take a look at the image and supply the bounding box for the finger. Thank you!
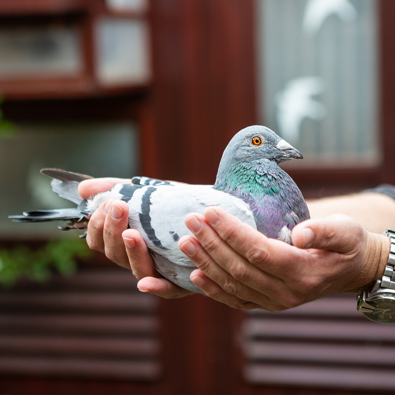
[78,178,130,200]
[86,199,113,253]
[182,217,277,297]
[102,200,130,269]
[123,229,192,298]
[190,270,263,310]
[292,214,365,253]
[201,207,308,277]
[122,229,158,279]
[179,234,284,310]
[137,277,192,299]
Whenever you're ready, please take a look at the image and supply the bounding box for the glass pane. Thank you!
[256,0,379,167]
[0,24,82,77]
[96,19,150,85]
[1,122,139,239]
[106,0,148,12]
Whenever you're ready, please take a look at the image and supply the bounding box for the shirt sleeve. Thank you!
[363,184,395,200]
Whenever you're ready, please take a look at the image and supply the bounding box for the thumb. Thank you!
[291,214,365,253]
[78,178,129,200]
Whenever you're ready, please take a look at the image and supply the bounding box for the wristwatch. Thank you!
[357,229,395,324]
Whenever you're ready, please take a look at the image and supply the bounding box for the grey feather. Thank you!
[9,208,82,222]
[153,253,202,294]
[51,179,83,205]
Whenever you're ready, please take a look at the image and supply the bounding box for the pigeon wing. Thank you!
[40,168,94,206]
[113,183,257,293]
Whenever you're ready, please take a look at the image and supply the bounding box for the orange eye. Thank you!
[252,136,262,146]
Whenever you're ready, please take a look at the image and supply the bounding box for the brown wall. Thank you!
[2,1,395,394]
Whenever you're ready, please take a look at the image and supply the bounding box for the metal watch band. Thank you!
[379,229,395,289]
[356,229,395,323]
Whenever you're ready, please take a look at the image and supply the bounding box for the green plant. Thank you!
[0,240,91,287]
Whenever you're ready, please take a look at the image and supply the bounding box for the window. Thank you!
[256,0,379,168]
[2,122,139,238]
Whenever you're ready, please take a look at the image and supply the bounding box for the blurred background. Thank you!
[1,0,395,394]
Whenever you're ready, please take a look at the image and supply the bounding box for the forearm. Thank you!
[307,192,395,234]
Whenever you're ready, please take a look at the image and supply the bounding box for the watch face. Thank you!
[360,298,395,324]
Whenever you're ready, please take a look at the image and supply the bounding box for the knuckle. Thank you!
[324,226,336,240]
[103,221,115,238]
[245,245,269,267]
[242,302,259,311]
[221,279,238,295]
[322,230,336,247]
[235,300,257,311]
[89,221,100,233]
[194,255,213,274]
[299,275,321,294]
[86,236,101,252]
[202,237,220,255]
[228,299,256,311]
[204,285,223,300]
[91,210,104,225]
[229,262,248,282]
[88,217,104,234]
[229,300,245,310]
[221,224,240,245]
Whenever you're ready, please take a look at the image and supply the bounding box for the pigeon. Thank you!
[10,125,310,294]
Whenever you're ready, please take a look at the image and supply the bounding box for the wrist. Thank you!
[359,232,391,291]
[374,233,392,281]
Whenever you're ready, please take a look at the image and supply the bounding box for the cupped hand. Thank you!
[78,178,191,299]
[178,207,390,311]
[78,179,391,310]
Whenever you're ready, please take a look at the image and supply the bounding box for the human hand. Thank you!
[178,207,391,311]
[78,178,191,299]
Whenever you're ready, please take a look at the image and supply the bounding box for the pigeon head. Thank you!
[217,125,303,176]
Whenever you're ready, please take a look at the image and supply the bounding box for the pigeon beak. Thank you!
[276,139,303,159]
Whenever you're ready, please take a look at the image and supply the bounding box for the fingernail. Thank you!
[179,239,196,256]
[186,215,202,233]
[205,208,220,226]
[303,228,314,248]
[137,283,149,293]
[191,270,206,287]
[123,236,135,248]
[111,203,123,220]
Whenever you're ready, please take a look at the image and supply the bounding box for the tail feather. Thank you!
[40,168,93,182]
[9,208,82,222]
[9,169,93,230]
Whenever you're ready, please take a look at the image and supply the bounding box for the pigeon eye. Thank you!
[251,136,263,146]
